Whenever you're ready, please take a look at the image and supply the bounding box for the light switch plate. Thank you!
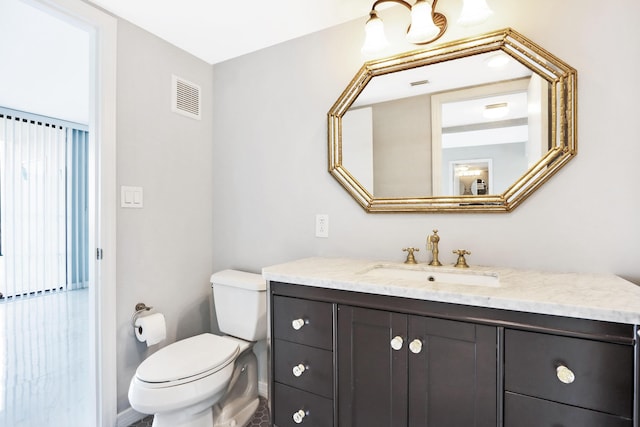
[121,186,143,208]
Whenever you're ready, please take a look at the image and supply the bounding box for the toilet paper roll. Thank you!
[134,313,166,347]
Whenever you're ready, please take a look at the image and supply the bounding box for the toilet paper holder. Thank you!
[131,302,153,328]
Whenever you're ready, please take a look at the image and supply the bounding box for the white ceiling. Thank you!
[1,0,90,123]
[352,52,532,107]
[86,0,374,64]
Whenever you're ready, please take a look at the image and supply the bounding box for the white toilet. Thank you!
[128,270,267,427]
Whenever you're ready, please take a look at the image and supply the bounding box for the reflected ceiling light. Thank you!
[483,102,509,119]
[485,53,510,68]
[455,165,482,176]
[457,170,482,177]
[362,0,493,55]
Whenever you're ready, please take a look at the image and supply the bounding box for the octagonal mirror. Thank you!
[328,28,577,212]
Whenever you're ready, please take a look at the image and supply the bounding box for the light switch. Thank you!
[121,186,143,208]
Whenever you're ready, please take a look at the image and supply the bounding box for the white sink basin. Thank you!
[360,265,500,287]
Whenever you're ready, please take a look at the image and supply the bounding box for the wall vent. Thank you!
[171,75,201,120]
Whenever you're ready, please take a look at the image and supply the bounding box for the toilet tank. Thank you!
[210,270,267,341]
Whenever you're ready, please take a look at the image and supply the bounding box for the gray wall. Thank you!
[115,20,214,411]
[373,95,432,197]
[211,0,640,279]
[113,0,640,415]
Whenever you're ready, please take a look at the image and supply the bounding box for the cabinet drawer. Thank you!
[273,296,333,349]
[274,383,333,427]
[274,339,333,398]
[504,329,633,417]
[505,392,631,427]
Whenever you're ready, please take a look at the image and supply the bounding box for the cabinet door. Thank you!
[338,306,497,427]
[408,315,497,427]
[338,305,408,427]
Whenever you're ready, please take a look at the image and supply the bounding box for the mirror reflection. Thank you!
[342,51,549,198]
[328,29,577,212]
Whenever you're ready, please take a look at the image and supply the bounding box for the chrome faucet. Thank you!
[427,229,442,266]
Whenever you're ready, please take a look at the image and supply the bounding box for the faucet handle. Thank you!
[426,229,439,249]
[453,249,471,268]
[403,247,419,264]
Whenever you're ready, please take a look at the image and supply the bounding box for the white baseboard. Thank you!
[116,406,146,427]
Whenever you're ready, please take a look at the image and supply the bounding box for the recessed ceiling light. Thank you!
[485,53,510,68]
[483,102,509,119]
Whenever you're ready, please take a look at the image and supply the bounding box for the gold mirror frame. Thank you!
[328,28,577,213]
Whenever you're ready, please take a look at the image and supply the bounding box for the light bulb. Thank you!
[361,12,388,55]
[406,0,440,44]
[458,0,493,26]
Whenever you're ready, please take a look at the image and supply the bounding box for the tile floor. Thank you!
[128,396,271,427]
[0,289,271,427]
[0,289,92,427]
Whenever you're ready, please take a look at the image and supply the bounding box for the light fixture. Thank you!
[361,10,390,54]
[457,0,493,26]
[362,0,493,55]
[406,0,440,44]
[483,102,509,119]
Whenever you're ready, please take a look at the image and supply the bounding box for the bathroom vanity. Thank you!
[263,257,640,427]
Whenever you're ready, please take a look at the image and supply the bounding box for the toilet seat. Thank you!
[135,333,240,389]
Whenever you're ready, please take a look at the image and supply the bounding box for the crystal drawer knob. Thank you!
[556,365,575,384]
[292,363,306,377]
[291,318,305,330]
[293,409,306,424]
[390,336,404,351]
[409,339,423,354]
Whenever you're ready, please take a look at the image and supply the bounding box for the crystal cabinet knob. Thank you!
[390,336,404,351]
[293,409,306,424]
[409,339,423,354]
[292,363,306,377]
[556,365,575,384]
[291,318,305,330]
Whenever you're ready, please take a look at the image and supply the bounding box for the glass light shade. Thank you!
[406,1,439,44]
[458,0,493,26]
[361,14,389,55]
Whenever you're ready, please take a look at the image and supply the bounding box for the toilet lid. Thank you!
[136,333,240,384]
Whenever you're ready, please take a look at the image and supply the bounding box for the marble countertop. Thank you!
[262,257,640,325]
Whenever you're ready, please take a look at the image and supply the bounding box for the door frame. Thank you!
[28,0,117,425]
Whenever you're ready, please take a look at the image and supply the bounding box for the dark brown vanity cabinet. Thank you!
[269,281,639,427]
[504,329,634,427]
[338,305,497,427]
[271,295,334,427]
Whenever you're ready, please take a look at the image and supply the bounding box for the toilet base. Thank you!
[151,394,220,427]
[149,346,260,427]
[212,349,260,427]
[213,398,259,427]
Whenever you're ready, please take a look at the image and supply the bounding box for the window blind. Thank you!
[0,108,88,298]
